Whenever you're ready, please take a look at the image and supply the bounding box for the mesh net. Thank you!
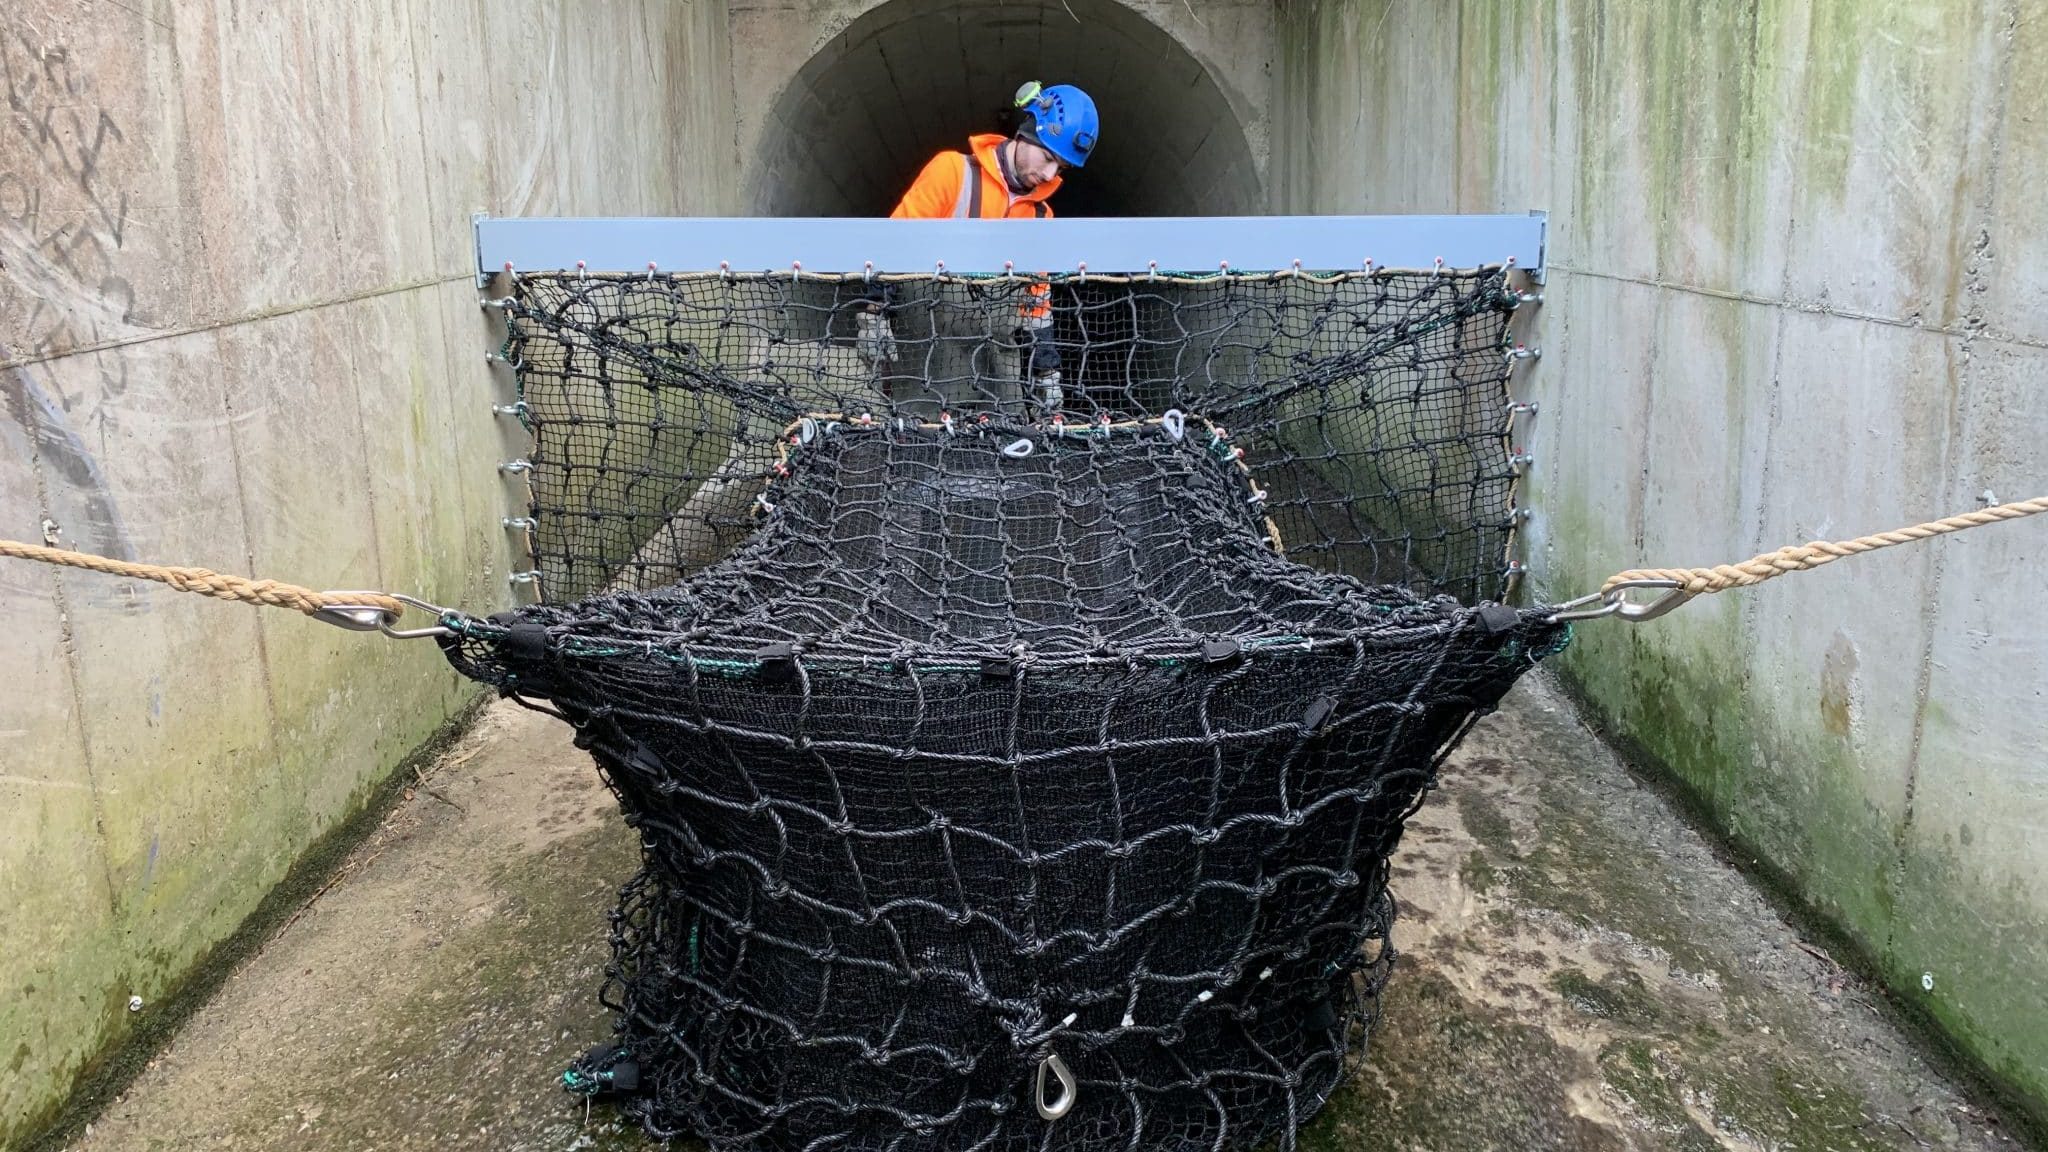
[441,267,1565,1152]
[496,269,1530,606]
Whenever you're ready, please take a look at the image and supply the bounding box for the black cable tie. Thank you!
[755,641,799,681]
[1201,638,1241,665]
[505,621,549,664]
[1474,603,1521,635]
[980,656,1016,680]
[1302,695,1337,733]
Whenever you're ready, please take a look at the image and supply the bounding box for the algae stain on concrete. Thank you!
[1884,832,2048,1123]
[1300,970,1621,1152]
[1819,630,1861,739]
[1551,966,1663,1028]
[1298,693,1926,1151]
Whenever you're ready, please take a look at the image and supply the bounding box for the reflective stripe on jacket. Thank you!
[890,134,1060,220]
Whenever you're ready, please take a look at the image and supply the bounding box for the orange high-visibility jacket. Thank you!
[891,134,1062,220]
[892,135,1058,324]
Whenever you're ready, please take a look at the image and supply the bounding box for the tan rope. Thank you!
[0,539,405,619]
[1603,495,2048,596]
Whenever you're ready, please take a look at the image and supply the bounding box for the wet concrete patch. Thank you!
[1304,676,2025,1152]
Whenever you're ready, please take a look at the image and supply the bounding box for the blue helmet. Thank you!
[1014,81,1099,168]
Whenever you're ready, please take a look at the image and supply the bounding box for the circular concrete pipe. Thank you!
[751,0,1262,217]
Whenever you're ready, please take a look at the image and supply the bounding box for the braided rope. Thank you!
[1604,495,2048,596]
[0,539,404,619]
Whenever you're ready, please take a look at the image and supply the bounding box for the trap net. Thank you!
[443,266,1564,1151]
[495,270,1530,606]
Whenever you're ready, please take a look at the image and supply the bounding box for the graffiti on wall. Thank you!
[1,28,136,557]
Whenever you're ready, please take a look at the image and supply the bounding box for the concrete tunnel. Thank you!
[15,2,2048,1146]
[747,0,1265,217]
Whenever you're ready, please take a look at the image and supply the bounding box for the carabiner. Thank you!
[1545,578,1692,624]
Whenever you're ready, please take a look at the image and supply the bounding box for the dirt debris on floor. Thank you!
[63,675,2029,1152]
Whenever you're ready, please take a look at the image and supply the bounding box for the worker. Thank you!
[866,82,1099,415]
[889,81,1099,220]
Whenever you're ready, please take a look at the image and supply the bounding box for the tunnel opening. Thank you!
[748,0,1262,218]
[749,0,1268,418]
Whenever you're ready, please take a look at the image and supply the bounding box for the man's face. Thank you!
[1012,138,1065,189]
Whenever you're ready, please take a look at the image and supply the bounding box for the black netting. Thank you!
[444,267,1564,1152]
[497,269,1529,606]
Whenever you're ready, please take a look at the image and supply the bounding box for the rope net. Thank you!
[442,267,1564,1151]
[497,270,1529,606]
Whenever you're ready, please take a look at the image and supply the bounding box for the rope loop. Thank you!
[1551,495,2047,623]
[0,539,450,638]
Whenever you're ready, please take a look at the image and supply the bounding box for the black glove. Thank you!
[1026,325,1062,378]
[858,281,896,312]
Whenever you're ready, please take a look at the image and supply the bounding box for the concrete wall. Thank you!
[0,1,738,1145]
[1273,0,2048,1119]
[731,0,1275,215]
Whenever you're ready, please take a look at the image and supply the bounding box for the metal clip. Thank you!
[312,592,457,639]
[499,459,534,474]
[1506,401,1539,416]
[492,402,529,419]
[1160,409,1186,442]
[310,597,394,633]
[1035,1054,1077,1122]
[1506,344,1541,361]
[1546,578,1694,624]
[1003,438,1035,458]
[503,516,537,530]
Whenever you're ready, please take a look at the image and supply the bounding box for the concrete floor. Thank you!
[65,675,2031,1152]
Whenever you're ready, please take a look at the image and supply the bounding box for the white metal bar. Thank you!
[474,213,1546,279]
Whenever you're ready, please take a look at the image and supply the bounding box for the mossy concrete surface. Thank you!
[1272,0,2048,1120]
[0,3,741,1145]
[60,679,2028,1152]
